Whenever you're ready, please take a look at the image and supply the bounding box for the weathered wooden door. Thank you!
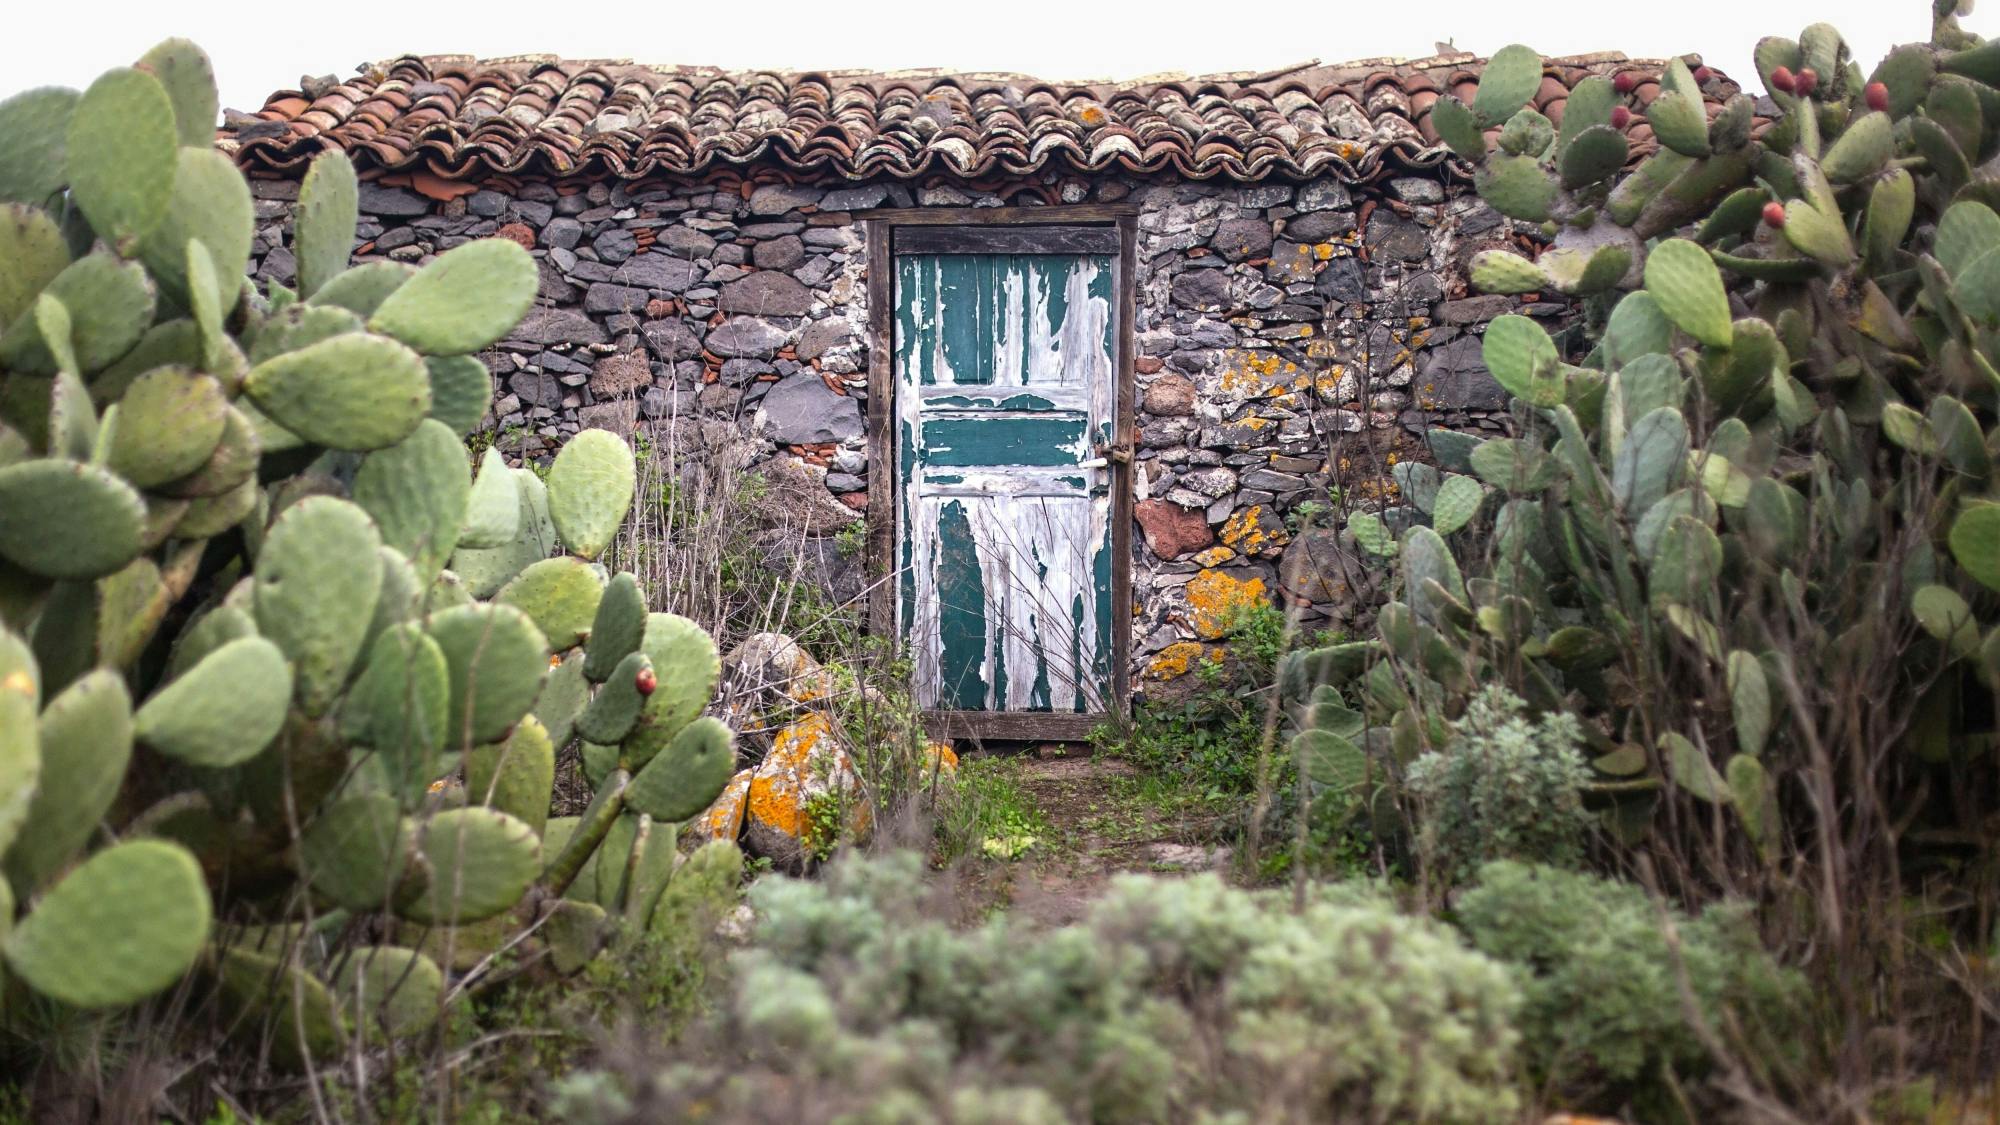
[891,225,1125,732]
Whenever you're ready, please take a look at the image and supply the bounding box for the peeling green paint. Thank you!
[894,247,1116,713]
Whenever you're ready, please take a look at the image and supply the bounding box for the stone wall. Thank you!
[243,166,1555,702]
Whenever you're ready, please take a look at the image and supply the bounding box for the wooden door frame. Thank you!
[864,204,1139,742]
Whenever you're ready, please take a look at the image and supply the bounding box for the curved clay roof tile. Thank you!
[227,49,1738,184]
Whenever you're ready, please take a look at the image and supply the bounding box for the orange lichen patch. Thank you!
[1192,545,1238,567]
[1187,569,1271,639]
[1077,104,1108,127]
[1312,243,1337,260]
[690,768,753,845]
[1215,349,1303,398]
[744,712,869,859]
[1220,505,1291,557]
[922,740,959,778]
[746,712,834,838]
[1146,640,1222,680]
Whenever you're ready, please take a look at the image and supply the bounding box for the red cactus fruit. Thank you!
[1770,66,1796,94]
[1693,65,1714,83]
[1762,201,1787,228]
[1865,81,1889,112]
[635,666,657,696]
[1794,68,1819,97]
[1614,71,1638,94]
[1610,105,1632,129]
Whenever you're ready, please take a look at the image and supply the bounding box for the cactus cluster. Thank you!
[0,41,736,1056]
[1294,4,2000,859]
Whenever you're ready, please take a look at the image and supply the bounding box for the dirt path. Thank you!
[956,749,1242,926]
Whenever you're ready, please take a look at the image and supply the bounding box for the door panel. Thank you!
[894,247,1117,715]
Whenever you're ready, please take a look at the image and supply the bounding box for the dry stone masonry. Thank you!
[243,164,1556,700]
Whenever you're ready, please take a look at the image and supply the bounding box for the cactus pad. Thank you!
[65,68,177,251]
[293,151,358,301]
[465,716,555,837]
[6,670,130,896]
[426,355,493,436]
[342,623,448,797]
[1472,45,1545,126]
[4,840,211,1009]
[307,261,414,317]
[1644,92,1711,157]
[162,404,261,499]
[0,459,146,579]
[452,469,557,598]
[546,429,636,560]
[1642,239,1733,348]
[105,365,227,488]
[0,88,80,205]
[535,650,589,749]
[498,558,604,651]
[459,447,522,549]
[626,716,735,822]
[1480,315,1560,404]
[0,251,155,376]
[245,333,431,452]
[1949,505,2000,592]
[1429,96,1486,160]
[211,945,345,1067]
[576,651,654,746]
[1430,475,1485,536]
[404,807,540,925]
[300,793,421,910]
[254,496,384,716]
[1558,125,1630,189]
[137,148,254,316]
[135,39,217,147]
[352,418,471,582]
[0,204,69,327]
[584,572,648,683]
[1297,729,1367,798]
[368,240,537,356]
[621,613,722,767]
[426,603,550,748]
[1473,154,1558,222]
[1821,111,1892,183]
[1469,250,1547,295]
[134,636,291,767]
[333,945,444,1039]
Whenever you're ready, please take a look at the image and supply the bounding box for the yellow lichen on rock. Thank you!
[1191,545,1237,567]
[687,767,753,846]
[1144,636,1216,680]
[743,712,868,866]
[1219,505,1291,557]
[1187,570,1270,640]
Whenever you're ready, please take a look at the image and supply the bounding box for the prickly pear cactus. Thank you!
[0,40,740,1052]
[1312,7,2000,868]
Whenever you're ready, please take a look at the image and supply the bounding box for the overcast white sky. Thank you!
[2,0,1977,111]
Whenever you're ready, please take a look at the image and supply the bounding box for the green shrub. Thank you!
[551,850,1525,1124]
[1406,686,1594,881]
[1456,861,1805,1110]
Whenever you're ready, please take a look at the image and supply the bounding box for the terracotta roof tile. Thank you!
[224,51,1743,184]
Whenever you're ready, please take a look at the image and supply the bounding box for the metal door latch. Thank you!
[1083,442,1133,471]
